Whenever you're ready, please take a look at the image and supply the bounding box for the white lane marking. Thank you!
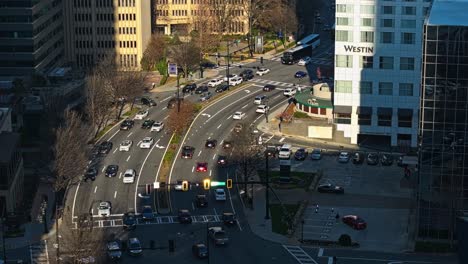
[91,209,94,215]
[212,154,216,160]
[209,170,212,176]
[264,134,274,143]
[113,148,118,154]
[279,137,285,142]
[161,96,172,102]
[101,167,105,173]
[226,116,232,120]
[273,94,281,99]
[327,257,333,264]
[108,130,119,141]
[216,124,222,129]
[162,106,167,110]
[127,132,133,138]
[241,104,249,109]
[126,155,131,162]
[88,160,92,164]
[137,140,142,146]
[318,248,324,257]
[226,173,243,231]
[213,208,218,216]
[192,166,195,173]
[114,191,117,199]
[163,115,169,120]
[71,181,81,222]
[205,88,262,123]
[94,186,98,193]
[198,150,202,157]
[192,202,195,211]
[134,138,160,214]
[119,172,122,179]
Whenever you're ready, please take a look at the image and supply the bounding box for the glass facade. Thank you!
[418,24,468,241]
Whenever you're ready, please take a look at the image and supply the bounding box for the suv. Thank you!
[178,209,192,224]
[120,119,134,130]
[208,227,229,245]
[123,212,136,230]
[107,240,122,260]
[278,144,292,159]
[127,238,143,256]
[84,167,97,181]
[195,85,209,94]
[182,83,197,93]
[140,97,156,106]
[240,69,254,80]
[99,141,113,154]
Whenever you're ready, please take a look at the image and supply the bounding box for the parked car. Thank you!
[181,146,194,159]
[207,78,223,87]
[342,215,367,230]
[178,209,192,224]
[295,71,308,78]
[120,119,134,130]
[294,148,308,161]
[263,84,276,91]
[338,152,351,163]
[366,153,379,165]
[141,206,154,221]
[317,183,344,194]
[352,152,364,164]
[182,83,197,93]
[127,237,143,256]
[311,148,322,160]
[195,85,209,94]
[123,212,136,230]
[381,154,394,166]
[215,84,229,93]
[192,243,208,259]
[199,92,212,102]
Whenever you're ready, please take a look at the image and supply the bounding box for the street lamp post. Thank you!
[265,152,270,220]
[301,220,305,243]
[177,73,181,113]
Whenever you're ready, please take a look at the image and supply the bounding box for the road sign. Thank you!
[210,181,226,187]
[153,182,160,189]
[168,63,178,77]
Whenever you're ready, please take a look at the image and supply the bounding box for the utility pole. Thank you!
[265,153,270,219]
[248,0,254,57]
[226,41,230,90]
[177,73,181,113]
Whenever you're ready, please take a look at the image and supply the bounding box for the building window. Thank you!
[361,5,375,14]
[381,19,394,28]
[360,56,373,68]
[402,6,416,15]
[401,19,416,28]
[378,115,392,126]
[337,4,353,13]
[360,31,374,43]
[400,57,415,70]
[382,6,395,15]
[398,109,413,127]
[381,32,394,43]
[399,83,414,96]
[379,82,393,95]
[358,108,372,125]
[336,30,353,42]
[337,17,352,26]
[361,18,374,27]
[336,55,353,68]
[335,113,351,124]
[379,56,394,69]
[401,32,415,44]
[335,81,353,93]
[359,81,373,94]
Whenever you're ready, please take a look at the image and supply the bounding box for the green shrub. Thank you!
[338,234,352,246]
[293,112,309,119]
[156,59,168,75]
[193,103,203,113]
[159,75,168,85]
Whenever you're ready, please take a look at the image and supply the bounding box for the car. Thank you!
[255,105,269,114]
[215,84,229,93]
[217,155,227,165]
[283,88,297,97]
[181,146,194,159]
[254,95,267,105]
[119,140,133,152]
[338,152,351,163]
[195,195,208,208]
[352,152,364,164]
[222,140,232,149]
[139,97,157,107]
[199,92,212,102]
[295,71,308,78]
[134,110,149,120]
[140,137,154,149]
[174,180,184,191]
[215,188,226,201]
[240,69,253,78]
[207,78,223,87]
[222,212,236,226]
[141,119,155,129]
[195,85,209,94]
[263,84,276,91]
[84,167,97,181]
[141,206,154,221]
[167,97,183,109]
[105,165,119,177]
[233,111,246,120]
[201,61,218,69]
[294,148,308,160]
[234,123,243,133]
[107,240,122,260]
[256,68,270,76]
[317,183,345,194]
[229,77,243,86]
[120,119,135,130]
[342,215,367,230]
[205,139,217,148]
[182,83,197,93]
[265,145,277,157]
[311,148,322,160]
[240,71,254,81]
[123,212,136,230]
[192,243,208,259]
[367,153,379,165]
[196,162,208,172]
[381,154,394,166]
[298,57,311,66]
[178,209,192,224]
[150,121,164,132]
[99,141,113,154]
[123,169,136,183]
[223,74,238,82]
[208,226,229,245]
[98,201,111,217]
[127,237,143,256]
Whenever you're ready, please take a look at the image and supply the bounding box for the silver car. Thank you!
[311,148,322,160]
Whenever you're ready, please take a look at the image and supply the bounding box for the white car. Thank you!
[256,68,270,76]
[232,111,246,120]
[98,201,111,216]
[215,189,226,201]
[207,78,223,87]
[229,77,243,86]
[134,110,149,120]
[338,152,351,163]
[223,74,238,82]
[150,121,164,132]
[298,57,311,66]
[123,169,136,184]
[256,105,270,114]
[119,140,133,152]
[254,95,266,105]
[139,137,154,149]
[283,88,297,97]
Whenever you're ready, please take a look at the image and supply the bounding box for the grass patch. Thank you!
[415,241,456,253]
[270,204,300,235]
[123,107,139,117]
[163,148,175,163]
[170,134,181,144]
[258,170,315,191]
[193,103,203,113]
[293,112,309,119]
[95,122,117,140]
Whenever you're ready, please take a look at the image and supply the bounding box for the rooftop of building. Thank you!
[427,0,468,26]
[0,132,19,163]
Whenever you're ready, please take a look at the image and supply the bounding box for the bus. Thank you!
[281,44,313,65]
[296,34,320,49]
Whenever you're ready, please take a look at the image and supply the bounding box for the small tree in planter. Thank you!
[338,234,352,246]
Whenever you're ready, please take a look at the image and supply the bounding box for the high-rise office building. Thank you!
[0,0,64,77]
[333,0,431,148]
[417,0,468,242]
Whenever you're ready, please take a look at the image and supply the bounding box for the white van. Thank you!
[278,144,292,159]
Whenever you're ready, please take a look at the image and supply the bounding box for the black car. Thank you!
[192,243,208,259]
[215,84,229,93]
[123,212,136,230]
[195,85,209,94]
[167,97,184,109]
[317,183,344,194]
[178,209,192,224]
[105,165,119,177]
[380,154,394,166]
[240,69,254,80]
[217,155,227,165]
[181,146,194,159]
[195,195,208,208]
[84,167,97,181]
[294,148,308,161]
[222,140,232,149]
[367,153,379,165]
[140,97,156,106]
[182,83,197,93]
[120,119,135,130]
[222,212,236,226]
[265,146,277,157]
[99,141,113,154]
[141,206,154,221]
[352,152,364,164]
[201,61,218,69]
[107,239,122,260]
[141,119,155,129]
[205,139,217,148]
[263,84,276,91]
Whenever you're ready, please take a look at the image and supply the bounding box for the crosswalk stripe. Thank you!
[283,245,318,264]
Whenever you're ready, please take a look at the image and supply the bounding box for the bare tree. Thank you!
[168,41,201,82]
[166,101,195,135]
[262,0,298,47]
[85,73,114,139]
[191,3,221,56]
[140,34,168,71]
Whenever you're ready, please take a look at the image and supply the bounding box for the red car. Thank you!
[342,215,367,230]
[196,162,208,172]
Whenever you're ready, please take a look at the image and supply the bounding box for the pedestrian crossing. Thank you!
[302,207,339,240]
[283,245,318,264]
[30,240,50,264]
[249,78,310,90]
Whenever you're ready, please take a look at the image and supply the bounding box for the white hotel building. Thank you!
[333,0,432,148]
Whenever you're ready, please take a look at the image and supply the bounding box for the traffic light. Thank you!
[227,179,233,189]
[203,179,211,190]
[260,57,264,64]
[182,181,189,191]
